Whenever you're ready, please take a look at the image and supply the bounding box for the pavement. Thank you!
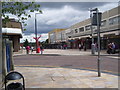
[13,49,119,88]
[14,49,119,57]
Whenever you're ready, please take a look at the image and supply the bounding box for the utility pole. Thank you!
[35,13,38,53]
[96,9,101,77]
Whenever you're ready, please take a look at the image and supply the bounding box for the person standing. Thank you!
[107,42,112,54]
[94,43,98,52]
[40,45,44,54]
[111,42,116,54]
[31,46,34,54]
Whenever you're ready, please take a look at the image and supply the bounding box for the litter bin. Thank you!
[7,82,23,90]
[4,71,25,90]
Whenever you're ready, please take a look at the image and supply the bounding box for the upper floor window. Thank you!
[118,16,120,23]
[109,16,118,25]
[85,25,91,31]
[101,20,106,27]
[79,27,84,32]
[75,29,78,33]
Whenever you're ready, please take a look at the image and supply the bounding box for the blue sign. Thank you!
[6,43,11,72]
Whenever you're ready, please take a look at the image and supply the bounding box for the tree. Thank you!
[44,39,48,44]
[23,39,29,47]
[2,2,42,30]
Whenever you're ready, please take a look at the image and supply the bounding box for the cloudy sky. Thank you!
[17,1,118,43]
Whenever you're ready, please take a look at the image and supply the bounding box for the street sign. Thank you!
[92,12,102,26]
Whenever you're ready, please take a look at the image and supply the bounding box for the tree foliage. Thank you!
[23,39,29,47]
[2,2,42,30]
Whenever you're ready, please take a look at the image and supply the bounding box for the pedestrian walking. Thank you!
[83,45,86,51]
[78,44,81,51]
[64,44,67,49]
[107,42,112,54]
[60,45,63,49]
[26,45,30,54]
[63,44,67,49]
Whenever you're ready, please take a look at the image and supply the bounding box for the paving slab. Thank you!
[14,66,118,88]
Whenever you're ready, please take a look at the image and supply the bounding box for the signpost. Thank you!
[90,8,102,77]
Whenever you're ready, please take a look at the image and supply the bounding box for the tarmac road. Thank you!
[13,54,118,75]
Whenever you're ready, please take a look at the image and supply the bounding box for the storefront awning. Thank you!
[2,28,23,38]
[68,39,75,42]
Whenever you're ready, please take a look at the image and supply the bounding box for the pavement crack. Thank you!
[51,76,55,81]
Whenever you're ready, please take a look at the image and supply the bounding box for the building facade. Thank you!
[48,29,66,49]
[48,6,120,50]
[2,19,23,52]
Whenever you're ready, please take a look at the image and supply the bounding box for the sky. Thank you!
[7,1,119,43]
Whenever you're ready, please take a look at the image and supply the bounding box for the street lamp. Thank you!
[90,8,102,77]
[34,13,42,53]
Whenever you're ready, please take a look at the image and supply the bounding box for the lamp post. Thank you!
[34,13,41,53]
[90,8,102,77]
[96,8,101,77]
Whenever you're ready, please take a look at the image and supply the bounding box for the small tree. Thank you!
[2,2,42,30]
[23,39,29,47]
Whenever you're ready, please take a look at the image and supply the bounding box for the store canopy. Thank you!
[2,28,23,37]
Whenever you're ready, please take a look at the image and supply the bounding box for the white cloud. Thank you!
[37,5,89,25]
[20,33,48,43]
[98,3,118,12]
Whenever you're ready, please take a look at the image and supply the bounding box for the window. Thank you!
[79,27,84,32]
[68,36,71,38]
[101,20,106,27]
[92,26,96,29]
[85,25,91,31]
[109,16,118,25]
[75,29,78,33]
[118,16,120,23]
